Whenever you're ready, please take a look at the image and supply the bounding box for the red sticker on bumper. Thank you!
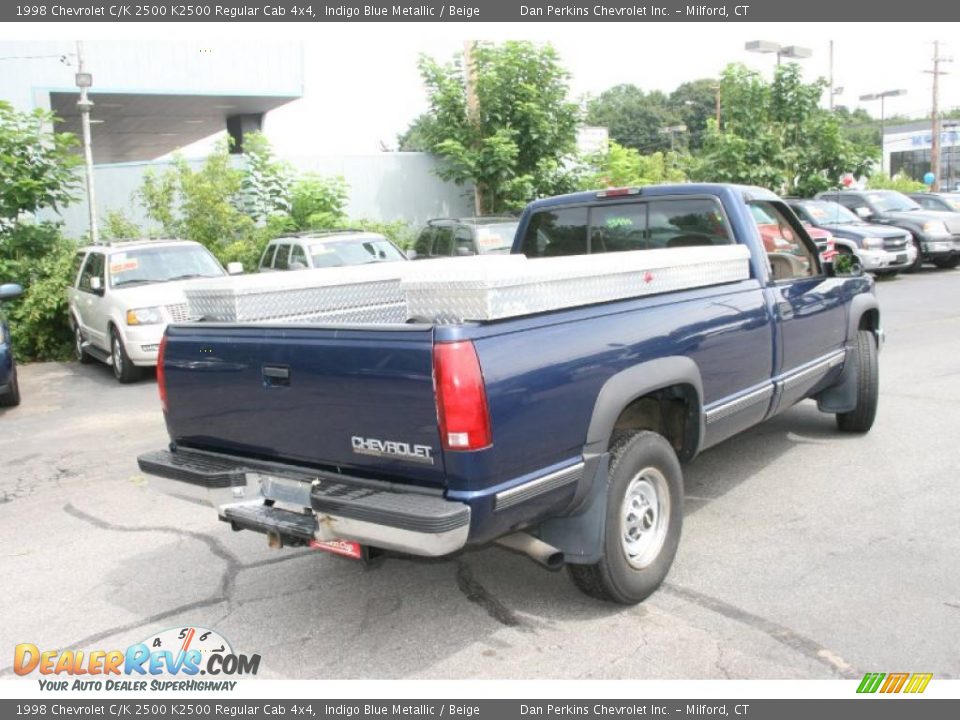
[309,539,363,559]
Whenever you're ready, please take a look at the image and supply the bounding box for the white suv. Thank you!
[68,240,231,382]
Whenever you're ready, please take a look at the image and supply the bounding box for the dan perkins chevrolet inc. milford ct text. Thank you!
[520,5,745,16]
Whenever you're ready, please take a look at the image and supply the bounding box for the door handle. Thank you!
[262,365,290,387]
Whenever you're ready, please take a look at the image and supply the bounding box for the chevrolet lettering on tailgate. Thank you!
[351,436,435,465]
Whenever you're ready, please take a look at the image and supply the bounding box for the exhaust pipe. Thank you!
[496,532,564,570]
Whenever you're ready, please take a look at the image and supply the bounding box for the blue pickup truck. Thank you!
[138,184,880,604]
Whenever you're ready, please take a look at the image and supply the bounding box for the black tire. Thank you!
[836,330,878,433]
[873,270,899,279]
[0,363,21,407]
[904,238,924,273]
[567,430,683,604]
[110,327,142,384]
[933,256,959,270]
[74,322,94,364]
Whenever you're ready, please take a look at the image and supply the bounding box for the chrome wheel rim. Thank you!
[619,468,670,570]
[112,336,123,375]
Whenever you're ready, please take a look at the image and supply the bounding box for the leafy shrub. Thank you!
[0,223,77,361]
[576,142,686,190]
[289,174,349,231]
[867,171,927,193]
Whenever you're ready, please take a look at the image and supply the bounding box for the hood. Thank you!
[110,277,217,311]
[820,223,908,240]
[878,209,960,232]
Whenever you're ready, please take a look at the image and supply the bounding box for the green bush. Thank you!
[867,171,927,193]
[0,223,77,361]
[289,174,349,231]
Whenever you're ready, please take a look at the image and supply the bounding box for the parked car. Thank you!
[139,184,879,605]
[68,240,233,383]
[258,231,407,272]
[815,189,960,270]
[0,283,24,408]
[412,217,519,259]
[907,191,960,213]
[748,202,833,270]
[787,199,916,276]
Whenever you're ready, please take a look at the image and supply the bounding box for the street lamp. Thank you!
[859,89,907,174]
[745,40,813,66]
[660,124,687,151]
[75,41,99,245]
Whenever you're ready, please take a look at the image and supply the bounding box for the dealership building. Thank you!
[0,40,303,163]
[885,120,960,191]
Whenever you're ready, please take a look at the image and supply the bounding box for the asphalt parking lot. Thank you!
[2,268,959,680]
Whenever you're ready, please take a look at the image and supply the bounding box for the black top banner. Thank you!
[5,0,960,22]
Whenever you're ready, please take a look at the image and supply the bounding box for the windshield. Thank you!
[798,201,861,225]
[109,245,224,288]
[867,192,921,213]
[309,239,406,267]
[473,222,519,254]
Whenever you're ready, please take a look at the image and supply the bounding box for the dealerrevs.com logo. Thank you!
[14,626,260,692]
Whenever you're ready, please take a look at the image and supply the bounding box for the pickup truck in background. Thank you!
[138,184,881,605]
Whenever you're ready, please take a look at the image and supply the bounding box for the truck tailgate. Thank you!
[162,323,445,487]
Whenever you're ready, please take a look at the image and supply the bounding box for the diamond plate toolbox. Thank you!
[401,245,752,323]
[183,263,407,324]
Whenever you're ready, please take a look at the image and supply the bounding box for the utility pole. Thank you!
[713,84,722,129]
[926,41,951,191]
[829,40,834,111]
[462,40,483,216]
[75,41,99,245]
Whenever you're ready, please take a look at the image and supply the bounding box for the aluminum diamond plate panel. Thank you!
[184,263,407,324]
[402,245,752,323]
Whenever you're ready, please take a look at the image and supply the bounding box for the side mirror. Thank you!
[227,262,244,275]
[0,283,23,301]
[855,207,872,219]
[90,277,104,294]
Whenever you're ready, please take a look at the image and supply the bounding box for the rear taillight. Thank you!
[157,334,168,413]
[434,341,492,451]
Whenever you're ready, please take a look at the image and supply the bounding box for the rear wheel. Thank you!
[0,364,21,407]
[836,330,878,433]
[567,430,683,604]
[933,256,959,270]
[111,328,142,384]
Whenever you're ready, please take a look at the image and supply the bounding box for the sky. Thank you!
[6,22,958,158]
[258,23,958,157]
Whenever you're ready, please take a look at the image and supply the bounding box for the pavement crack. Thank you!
[662,583,859,679]
[455,560,527,630]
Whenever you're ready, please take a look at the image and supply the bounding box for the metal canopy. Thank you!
[50,91,298,163]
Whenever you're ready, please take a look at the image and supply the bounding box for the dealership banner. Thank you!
[4,0,960,22]
[0,700,959,719]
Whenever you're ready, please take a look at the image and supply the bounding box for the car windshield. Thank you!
[109,245,224,288]
[473,222,519,254]
[309,239,406,267]
[867,192,921,213]
[798,201,862,225]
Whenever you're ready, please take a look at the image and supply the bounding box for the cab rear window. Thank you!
[520,198,732,258]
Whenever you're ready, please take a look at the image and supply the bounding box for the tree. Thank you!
[289,174,349,230]
[240,133,293,222]
[0,102,80,227]
[396,114,438,152]
[577,142,686,190]
[585,84,678,154]
[417,41,580,214]
[668,79,718,151]
[690,63,876,196]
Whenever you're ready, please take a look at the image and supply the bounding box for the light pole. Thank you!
[660,124,687,152]
[75,41,99,245]
[859,89,907,175]
[745,40,813,67]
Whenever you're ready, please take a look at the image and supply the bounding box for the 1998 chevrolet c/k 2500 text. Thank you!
[138,184,880,604]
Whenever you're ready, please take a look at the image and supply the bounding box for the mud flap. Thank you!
[536,453,610,564]
[816,344,858,414]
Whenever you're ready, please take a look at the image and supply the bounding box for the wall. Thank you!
[43,152,475,238]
